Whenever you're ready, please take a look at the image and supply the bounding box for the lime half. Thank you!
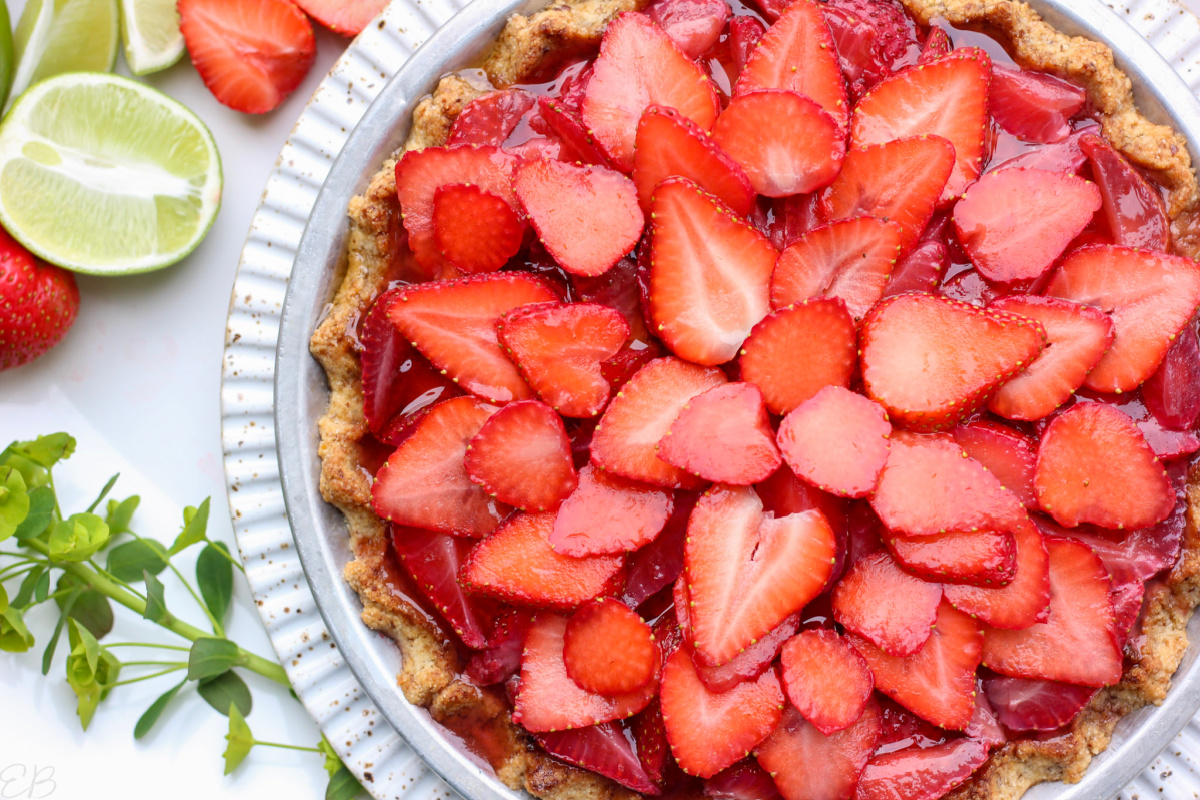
[120,0,184,76]
[0,73,222,275]
[8,0,119,110]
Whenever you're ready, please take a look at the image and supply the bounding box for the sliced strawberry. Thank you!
[592,356,728,487]
[535,96,612,166]
[766,194,822,251]
[1143,319,1200,431]
[1080,132,1171,252]
[952,420,1037,508]
[177,0,315,114]
[850,49,991,201]
[918,26,951,63]
[705,760,782,800]
[571,256,651,343]
[739,299,857,416]
[757,464,850,531]
[982,537,1122,686]
[395,145,518,276]
[647,0,733,59]
[534,721,660,794]
[832,550,941,657]
[989,65,1086,144]
[735,1,849,131]
[464,400,577,511]
[818,137,956,253]
[1034,402,1172,530]
[874,696,948,752]
[991,125,1093,174]
[431,184,525,274]
[459,512,624,609]
[465,608,534,685]
[660,647,785,778]
[770,217,903,321]
[982,675,1098,732]
[822,0,922,100]
[730,16,766,76]
[860,293,1047,431]
[755,702,882,800]
[552,464,675,557]
[780,629,874,734]
[778,386,892,498]
[687,485,835,665]
[883,239,947,298]
[648,178,777,365]
[622,494,696,611]
[633,105,755,216]
[1039,503,1184,587]
[849,600,982,730]
[854,737,990,800]
[883,527,1016,587]
[658,382,782,485]
[581,12,720,170]
[564,598,661,695]
[942,515,1051,629]
[986,296,1115,421]
[966,688,1008,748]
[291,0,387,35]
[513,614,656,732]
[1044,245,1200,392]
[447,89,536,146]
[632,701,672,787]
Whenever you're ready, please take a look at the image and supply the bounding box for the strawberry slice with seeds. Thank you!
[966,689,1008,748]
[730,16,766,76]
[1034,402,1173,530]
[564,598,661,695]
[371,397,506,536]
[988,64,1086,144]
[460,512,624,609]
[431,184,525,274]
[633,104,756,216]
[660,647,785,778]
[850,49,991,201]
[952,420,1038,509]
[986,296,1115,421]
[581,12,720,171]
[647,0,733,59]
[818,137,956,253]
[292,0,388,35]
[770,217,903,321]
[860,293,1047,431]
[534,721,661,794]
[832,550,941,657]
[592,356,729,488]
[631,701,672,787]
[849,600,982,730]
[766,193,822,251]
[918,26,951,63]
[854,737,990,800]
[1044,245,1200,392]
[387,272,555,403]
[883,527,1016,587]
[982,675,1099,733]
[1080,133,1171,252]
[823,0,922,99]
[705,760,783,800]
[953,168,1101,283]
[552,464,675,556]
[464,400,577,511]
[1143,318,1200,431]
[535,97,612,167]
[780,629,874,734]
[514,613,656,732]
[465,608,534,685]
[447,89,536,146]
[755,702,882,800]
[777,386,892,498]
[497,301,630,418]
[686,485,835,666]
[647,178,777,365]
[621,492,697,608]
[658,382,782,485]
[942,515,1051,629]
[883,239,947,298]
[739,299,857,416]
[983,537,1122,687]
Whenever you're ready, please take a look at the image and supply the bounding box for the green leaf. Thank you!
[318,737,343,778]
[12,565,45,607]
[65,621,119,730]
[33,569,49,603]
[197,670,252,717]
[104,495,140,536]
[47,513,110,562]
[86,473,119,513]
[106,539,168,583]
[197,543,233,626]
[142,571,170,624]
[0,606,33,652]
[55,575,114,640]
[169,498,210,556]
[0,465,29,542]
[41,588,80,674]
[67,618,101,673]
[188,637,241,681]
[326,766,367,800]
[13,486,54,541]
[9,433,75,468]
[134,679,186,739]
[0,582,7,614]
[222,704,256,775]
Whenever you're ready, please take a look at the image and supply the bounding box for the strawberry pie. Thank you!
[309,0,1200,798]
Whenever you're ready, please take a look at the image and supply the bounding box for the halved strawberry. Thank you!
[986,296,1115,421]
[535,97,612,166]
[952,420,1037,508]
[735,1,849,131]
[882,239,946,298]
[988,64,1086,144]
[687,485,836,665]
[982,675,1099,732]
[431,184,525,274]
[459,512,624,609]
[447,89,536,146]
[1143,318,1200,431]
[648,178,777,365]
[705,760,783,800]
[465,608,534,685]
[1080,133,1171,252]
[849,600,982,730]
[778,386,892,498]
[850,49,991,201]
[854,737,989,800]
[832,550,941,657]
[552,464,675,556]
[464,400,577,511]
[983,537,1122,686]
[1044,245,1200,392]
[770,217,903,321]
[591,356,728,487]
[954,168,1101,283]
[660,647,785,778]
[633,105,755,216]
[178,0,316,114]
[564,598,661,695]
[860,293,1047,430]
[918,25,951,63]
[395,145,519,276]
[755,702,882,800]
[647,0,733,59]
[514,614,656,732]
[729,16,766,76]
[739,299,857,416]
[882,527,1016,586]
[818,137,956,253]
[371,397,506,536]
[581,12,720,170]
[780,629,874,734]
[658,382,782,485]
[534,721,661,794]
[1034,402,1173,530]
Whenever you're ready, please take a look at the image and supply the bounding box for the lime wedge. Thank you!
[120,0,184,76]
[8,0,119,110]
[0,73,223,275]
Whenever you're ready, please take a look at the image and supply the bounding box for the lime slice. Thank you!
[8,0,119,110]
[0,73,223,275]
[120,0,184,76]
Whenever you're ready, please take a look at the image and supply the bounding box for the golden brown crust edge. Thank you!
[308,1,1200,798]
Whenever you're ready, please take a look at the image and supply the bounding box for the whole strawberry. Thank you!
[0,227,79,370]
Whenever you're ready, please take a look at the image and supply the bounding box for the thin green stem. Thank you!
[46,472,62,520]
[0,561,39,580]
[104,665,186,688]
[117,660,187,668]
[206,539,246,575]
[105,643,192,652]
[0,550,40,559]
[252,741,322,754]
[167,561,224,637]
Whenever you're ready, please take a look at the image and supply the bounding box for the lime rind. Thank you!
[8,0,119,112]
[120,0,185,76]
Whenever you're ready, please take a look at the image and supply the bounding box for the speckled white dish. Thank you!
[221,1,1200,798]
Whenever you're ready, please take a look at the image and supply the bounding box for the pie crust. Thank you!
[308,2,1200,798]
